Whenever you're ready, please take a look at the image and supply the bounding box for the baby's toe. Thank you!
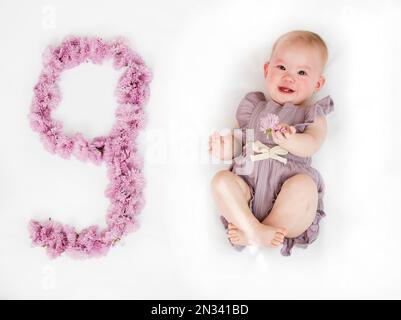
[229,236,239,244]
[271,239,281,247]
[274,233,285,243]
[228,223,237,230]
[227,232,237,239]
[276,227,288,236]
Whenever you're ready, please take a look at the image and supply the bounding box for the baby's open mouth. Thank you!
[278,86,295,94]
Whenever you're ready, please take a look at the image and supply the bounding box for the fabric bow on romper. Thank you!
[220,91,334,256]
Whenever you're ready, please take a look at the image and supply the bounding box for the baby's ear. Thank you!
[264,62,270,78]
[314,74,326,92]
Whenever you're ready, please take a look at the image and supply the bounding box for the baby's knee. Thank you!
[282,174,317,197]
[211,170,233,191]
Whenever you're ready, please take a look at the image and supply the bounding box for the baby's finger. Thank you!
[211,137,218,148]
[219,134,223,146]
[212,131,220,139]
[222,134,232,145]
[274,125,283,133]
[275,131,284,140]
[290,126,296,134]
[277,123,288,130]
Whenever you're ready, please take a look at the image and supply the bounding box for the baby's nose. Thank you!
[282,74,295,83]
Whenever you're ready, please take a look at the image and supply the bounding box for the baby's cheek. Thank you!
[266,75,278,95]
[305,80,317,94]
[297,81,313,100]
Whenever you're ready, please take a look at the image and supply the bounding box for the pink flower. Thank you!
[28,219,70,258]
[259,113,286,137]
[260,113,278,135]
[28,36,151,259]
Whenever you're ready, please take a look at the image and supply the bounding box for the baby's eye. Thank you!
[298,70,307,76]
[276,65,286,71]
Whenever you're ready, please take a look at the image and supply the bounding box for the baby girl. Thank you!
[209,30,334,256]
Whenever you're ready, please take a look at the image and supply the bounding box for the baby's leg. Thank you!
[211,170,254,231]
[262,174,318,238]
[211,170,286,247]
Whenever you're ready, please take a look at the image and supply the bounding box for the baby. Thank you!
[209,30,334,256]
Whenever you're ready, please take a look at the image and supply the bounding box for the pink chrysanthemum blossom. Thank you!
[259,113,286,137]
[28,36,152,259]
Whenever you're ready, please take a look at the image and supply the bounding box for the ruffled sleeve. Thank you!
[236,91,266,128]
[294,95,334,132]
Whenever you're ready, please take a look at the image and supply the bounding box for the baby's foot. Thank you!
[227,223,248,246]
[249,223,287,248]
[227,222,287,248]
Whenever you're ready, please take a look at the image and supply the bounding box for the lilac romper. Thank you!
[220,91,334,256]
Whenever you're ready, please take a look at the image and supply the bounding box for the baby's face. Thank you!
[264,40,325,105]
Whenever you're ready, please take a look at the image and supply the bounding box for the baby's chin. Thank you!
[269,92,297,105]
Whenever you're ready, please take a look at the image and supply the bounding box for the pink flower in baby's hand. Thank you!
[260,113,286,137]
[260,113,279,133]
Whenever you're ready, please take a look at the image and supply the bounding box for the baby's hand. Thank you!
[208,131,235,161]
[272,123,296,145]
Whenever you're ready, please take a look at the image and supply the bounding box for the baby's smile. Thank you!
[277,86,295,94]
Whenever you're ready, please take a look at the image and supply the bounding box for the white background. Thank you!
[1,0,401,299]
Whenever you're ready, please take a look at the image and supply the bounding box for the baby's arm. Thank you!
[272,115,327,157]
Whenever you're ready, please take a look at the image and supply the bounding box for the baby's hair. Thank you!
[270,30,328,66]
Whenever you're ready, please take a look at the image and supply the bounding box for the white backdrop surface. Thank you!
[1,0,401,299]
